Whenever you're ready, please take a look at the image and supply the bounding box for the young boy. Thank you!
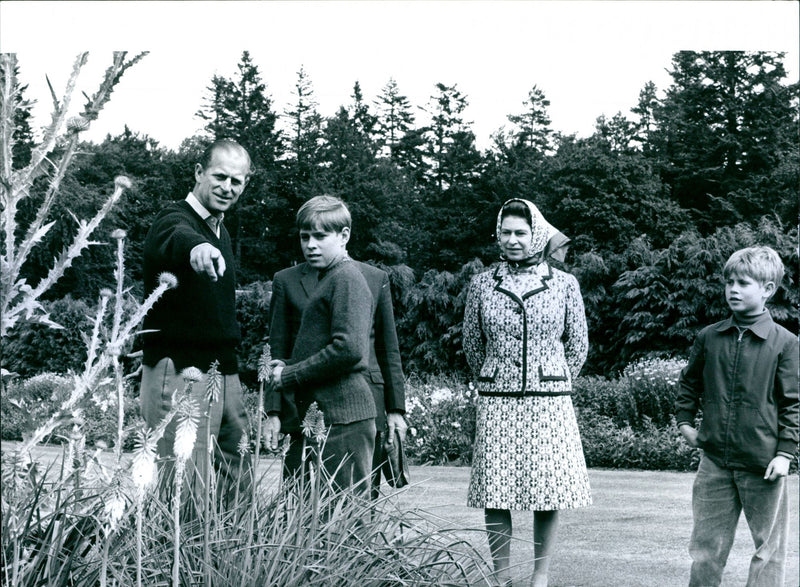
[675,246,799,587]
[264,195,377,494]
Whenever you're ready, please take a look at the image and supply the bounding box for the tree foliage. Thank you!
[12,50,797,378]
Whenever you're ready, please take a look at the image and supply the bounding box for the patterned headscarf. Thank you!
[496,198,570,263]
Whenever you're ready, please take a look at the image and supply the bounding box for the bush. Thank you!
[576,409,700,471]
[573,357,686,431]
[404,372,476,465]
[0,372,143,449]
[1,296,92,378]
[236,281,271,387]
[0,373,74,441]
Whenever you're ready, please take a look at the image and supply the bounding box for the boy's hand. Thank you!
[764,455,791,481]
[385,412,408,445]
[263,415,282,452]
[679,424,699,448]
[267,360,285,390]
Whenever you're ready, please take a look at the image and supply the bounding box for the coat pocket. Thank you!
[478,363,499,382]
[538,365,568,382]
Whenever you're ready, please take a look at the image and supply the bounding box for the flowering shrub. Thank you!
[403,373,477,465]
[402,358,702,470]
[573,357,686,431]
[621,357,686,429]
[0,372,142,448]
[576,409,700,471]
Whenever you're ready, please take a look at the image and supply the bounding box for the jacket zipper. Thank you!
[723,328,745,464]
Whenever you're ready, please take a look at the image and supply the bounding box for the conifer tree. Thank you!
[374,78,416,160]
[654,51,798,229]
[195,51,284,281]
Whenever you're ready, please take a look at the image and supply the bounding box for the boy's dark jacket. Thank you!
[675,311,799,473]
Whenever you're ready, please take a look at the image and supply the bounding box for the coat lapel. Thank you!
[300,263,318,298]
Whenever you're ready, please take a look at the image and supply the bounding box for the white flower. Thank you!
[451,421,461,429]
[174,398,199,461]
[111,229,127,240]
[205,361,221,403]
[114,176,132,190]
[237,433,250,456]
[104,492,126,532]
[257,344,273,382]
[131,450,157,493]
[430,387,454,405]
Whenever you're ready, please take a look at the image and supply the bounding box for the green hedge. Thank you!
[402,362,705,471]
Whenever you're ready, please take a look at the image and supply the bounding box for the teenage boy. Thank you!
[268,215,407,499]
[265,195,377,494]
[675,246,799,587]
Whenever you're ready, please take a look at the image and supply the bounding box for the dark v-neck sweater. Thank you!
[142,201,240,374]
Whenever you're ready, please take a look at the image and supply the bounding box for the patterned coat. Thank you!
[463,262,588,396]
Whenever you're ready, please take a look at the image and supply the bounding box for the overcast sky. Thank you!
[1,1,798,151]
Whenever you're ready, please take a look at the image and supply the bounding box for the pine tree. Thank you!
[374,78,416,160]
[284,66,323,169]
[654,51,798,229]
[423,83,479,193]
[506,85,553,153]
[195,51,284,281]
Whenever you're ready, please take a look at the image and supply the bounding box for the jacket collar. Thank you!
[299,262,318,297]
[715,311,774,340]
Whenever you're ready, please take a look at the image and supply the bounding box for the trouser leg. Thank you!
[321,418,376,496]
[689,457,741,587]
[737,471,789,587]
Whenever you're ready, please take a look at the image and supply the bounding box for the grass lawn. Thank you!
[389,466,799,587]
[4,442,798,586]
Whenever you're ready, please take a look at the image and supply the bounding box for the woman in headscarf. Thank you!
[463,198,591,587]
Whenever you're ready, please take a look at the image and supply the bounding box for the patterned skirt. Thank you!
[467,394,592,511]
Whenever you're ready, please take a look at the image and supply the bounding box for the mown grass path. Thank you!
[4,442,797,586]
[390,466,799,587]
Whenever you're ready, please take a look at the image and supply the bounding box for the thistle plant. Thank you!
[1,52,147,342]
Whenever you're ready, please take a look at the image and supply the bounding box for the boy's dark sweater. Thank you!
[281,258,377,426]
[142,201,240,374]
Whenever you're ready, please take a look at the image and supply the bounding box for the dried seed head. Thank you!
[158,272,178,289]
[67,116,90,132]
[114,176,132,190]
[181,366,204,383]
